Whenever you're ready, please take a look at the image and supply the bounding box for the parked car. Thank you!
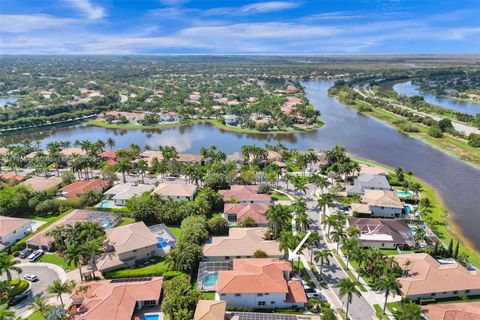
[8,289,32,306]
[305,287,325,300]
[24,273,39,282]
[19,248,33,259]
[28,249,44,262]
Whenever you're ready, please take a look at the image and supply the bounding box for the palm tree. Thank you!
[29,296,50,316]
[0,253,22,282]
[331,227,346,251]
[314,249,332,277]
[137,159,148,184]
[47,279,76,308]
[374,273,401,314]
[80,240,102,278]
[337,278,361,319]
[352,247,368,281]
[116,159,131,183]
[321,214,337,237]
[393,300,426,320]
[0,304,15,320]
[64,246,85,281]
[317,193,334,219]
[266,205,291,239]
[106,137,116,150]
[295,210,311,232]
[80,221,105,242]
[342,238,359,268]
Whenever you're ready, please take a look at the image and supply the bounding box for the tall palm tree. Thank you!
[342,238,359,268]
[321,214,337,237]
[29,296,50,316]
[352,247,368,281]
[0,253,22,282]
[47,279,76,308]
[116,159,131,183]
[392,300,426,320]
[80,221,105,242]
[314,249,332,277]
[136,159,148,184]
[64,246,85,281]
[0,304,15,320]
[317,193,334,219]
[106,138,116,150]
[374,273,401,314]
[266,205,291,239]
[295,210,311,232]
[337,278,361,320]
[80,240,102,279]
[331,227,346,251]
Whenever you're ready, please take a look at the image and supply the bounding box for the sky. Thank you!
[0,0,479,54]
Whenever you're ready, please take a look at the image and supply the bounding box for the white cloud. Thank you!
[67,0,105,19]
[0,14,77,33]
[208,1,299,16]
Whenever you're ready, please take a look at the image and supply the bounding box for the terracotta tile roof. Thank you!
[285,280,308,303]
[152,183,197,197]
[217,258,292,294]
[0,147,8,155]
[224,203,269,225]
[423,301,480,320]
[21,176,63,192]
[363,190,403,209]
[178,153,204,163]
[0,171,25,182]
[219,185,271,202]
[348,218,414,244]
[203,228,282,258]
[359,164,389,176]
[395,253,480,297]
[194,300,226,320]
[59,179,107,199]
[71,277,163,320]
[105,222,157,255]
[60,148,86,157]
[99,150,118,159]
[0,216,31,238]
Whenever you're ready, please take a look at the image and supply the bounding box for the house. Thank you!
[216,258,307,309]
[347,218,415,249]
[70,277,163,320]
[159,112,182,123]
[178,153,204,164]
[0,216,32,251]
[422,301,480,320]
[286,85,298,92]
[21,176,63,192]
[60,147,87,157]
[194,300,227,320]
[223,115,239,126]
[152,183,197,201]
[394,253,480,301]
[223,203,269,226]
[26,209,120,250]
[99,149,123,162]
[345,174,392,195]
[96,222,163,272]
[202,228,282,260]
[0,172,25,184]
[218,185,271,204]
[58,179,108,199]
[104,183,154,206]
[99,111,146,125]
[0,147,8,156]
[352,190,404,218]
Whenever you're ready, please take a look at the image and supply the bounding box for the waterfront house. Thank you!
[218,185,271,204]
[223,203,269,226]
[96,222,165,272]
[347,218,415,249]
[422,301,480,320]
[70,277,163,320]
[60,147,87,157]
[58,179,108,199]
[194,300,227,320]
[216,258,307,309]
[345,174,392,195]
[0,216,32,251]
[26,209,120,251]
[104,183,154,206]
[21,176,63,192]
[152,183,197,201]
[202,228,282,260]
[352,190,404,218]
[395,253,480,301]
[223,115,239,126]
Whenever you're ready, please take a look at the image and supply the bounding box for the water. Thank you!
[143,315,160,320]
[396,191,414,198]
[2,80,480,251]
[393,81,480,115]
[202,272,219,287]
[0,96,18,107]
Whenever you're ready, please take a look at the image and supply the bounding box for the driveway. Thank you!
[1,263,65,318]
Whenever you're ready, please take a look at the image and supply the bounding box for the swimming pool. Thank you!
[409,225,417,235]
[100,200,112,209]
[403,205,412,213]
[157,238,168,248]
[202,272,218,287]
[101,218,113,228]
[143,314,160,320]
[396,190,414,198]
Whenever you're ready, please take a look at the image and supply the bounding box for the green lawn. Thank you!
[333,253,367,292]
[167,225,182,239]
[116,216,136,226]
[28,311,45,320]
[39,253,76,271]
[103,257,181,279]
[270,190,291,201]
[373,304,390,320]
[200,292,215,300]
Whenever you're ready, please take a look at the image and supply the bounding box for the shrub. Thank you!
[253,249,268,258]
[35,199,61,216]
[468,133,480,147]
[428,125,444,138]
[258,182,270,194]
[60,171,75,184]
[207,216,229,236]
[357,104,372,112]
[238,217,257,227]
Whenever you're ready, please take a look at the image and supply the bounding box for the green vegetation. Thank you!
[373,304,390,320]
[39,253,76,271]
[104,257,179,279]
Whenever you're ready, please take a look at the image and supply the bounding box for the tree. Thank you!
[342,238,359,268]
[106,137,115,150]
[314,249,332,277]
[29,296,51,316]
[317,193,334,219]
[453,241,460,259]
[447,239,454,257]
[337,278,361,319]
[64,246,85,281]
[45,306,68,320]
[116,159,131,183]
[0,253,22,282]
[238,216,257,227]
[46,279,76,308]
[136,159,148,184]
[393,299,426,320]
[266,204,291,239]
[207,216,229,236]
[162,276,200,319]
[0,304,15,320]
[331,227,346,251]
[253,249,268,258]
[374,273,401,314]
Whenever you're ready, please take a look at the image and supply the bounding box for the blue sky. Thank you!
[1,0,479,54]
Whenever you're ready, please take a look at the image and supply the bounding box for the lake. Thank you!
[0,96,18,107]
[2,80,480,250]
[393,81,480,115]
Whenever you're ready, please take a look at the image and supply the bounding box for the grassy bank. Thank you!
[354,157,480,268]
[88,118,323,134]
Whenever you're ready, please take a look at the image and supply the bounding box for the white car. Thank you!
[24,274,39,282]
[28,250,44,262]
[305,287,325,300]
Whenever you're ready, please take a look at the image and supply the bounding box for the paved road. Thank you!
[1,264,60,317]
[278,179,376,320]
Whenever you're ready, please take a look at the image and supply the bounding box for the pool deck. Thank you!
[132,306,163,320]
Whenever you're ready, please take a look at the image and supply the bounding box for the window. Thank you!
[258,301,265,306]
[227,214,237,222]
[221,294,226,297]
[271,301,275,305]
[257,293,263,296]
[453,291,458,294]
[133,249,137,253]
[225,256,230,259]
[381,243,385,247]
[235,294,241,297]
[466,290,471,294]
[431,293,436,297]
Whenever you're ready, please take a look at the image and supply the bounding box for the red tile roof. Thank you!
[59,179,107,199]
[224,203,269,225]
[219,185,271,202]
